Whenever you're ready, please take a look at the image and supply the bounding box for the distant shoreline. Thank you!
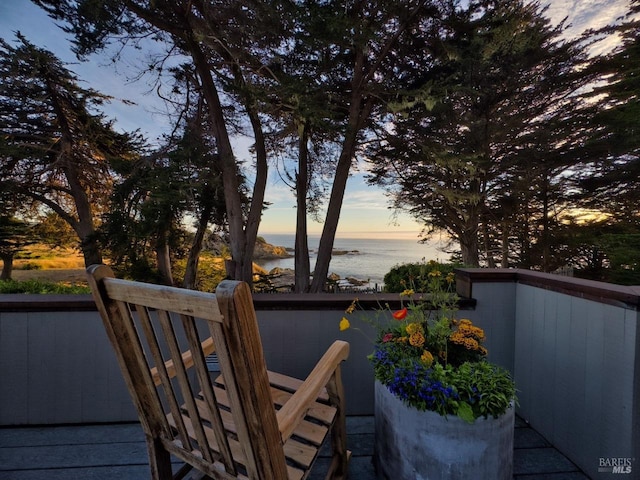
[260,231,426,241]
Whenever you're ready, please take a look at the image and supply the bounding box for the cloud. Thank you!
[343,188,392,211]
[544,0,629,37]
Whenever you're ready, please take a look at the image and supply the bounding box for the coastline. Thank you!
[255,234,449,291]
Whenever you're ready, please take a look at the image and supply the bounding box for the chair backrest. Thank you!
[87,264,290,479]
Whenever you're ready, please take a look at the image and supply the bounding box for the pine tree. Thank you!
[367,0,595,267]
[0,34,140,267]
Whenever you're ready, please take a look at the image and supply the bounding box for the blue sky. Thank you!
[0,0,630,237]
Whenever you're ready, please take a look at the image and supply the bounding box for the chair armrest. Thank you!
[276,340,349,442]
[150,336,215,386]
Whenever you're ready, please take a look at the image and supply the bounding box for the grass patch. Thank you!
[13,245,85,270]
[0,279,91,294]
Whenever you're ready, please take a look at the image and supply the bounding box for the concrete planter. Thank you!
[374,380,514,480]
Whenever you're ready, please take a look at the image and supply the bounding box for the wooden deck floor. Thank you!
[0,416,590,479]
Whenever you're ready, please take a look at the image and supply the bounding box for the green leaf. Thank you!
[456,401,475,424]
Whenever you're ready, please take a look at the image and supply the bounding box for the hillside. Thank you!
[4,240,291,285]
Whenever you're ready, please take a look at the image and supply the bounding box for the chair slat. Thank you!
[104,277,224,321]
[168,412,306,480]
[135,304,193,452]
[151,337,216,386]
[165,414,249,480]
[204,388,332,446]
[112,298,169,436]
[215,373,337,425]
[267,370,330,402]
[156,309,216,466]
[179,313,237,474]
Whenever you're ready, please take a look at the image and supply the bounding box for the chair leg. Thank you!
[146,436,174,480]
[324,367,350,480]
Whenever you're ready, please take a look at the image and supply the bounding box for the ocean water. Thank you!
[257,233,450,286]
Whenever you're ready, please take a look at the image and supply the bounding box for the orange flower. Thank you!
[393,308,408,320]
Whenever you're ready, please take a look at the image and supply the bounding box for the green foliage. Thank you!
[172,254,227,292]
[383,261,462,293]
[371,352,516,422]
[19,262,42,271]
[0,216,36,257]
[367,0,598,268]
[0,279,90,294]
[444,361,517,420]
[102,117,229,284]
[33,213,77,249]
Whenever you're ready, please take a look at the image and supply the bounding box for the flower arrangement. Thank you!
[340,261,516,423]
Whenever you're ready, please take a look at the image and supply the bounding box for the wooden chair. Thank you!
[87,264,350,480]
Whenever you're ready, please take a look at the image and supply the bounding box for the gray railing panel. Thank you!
[512,283,637,478]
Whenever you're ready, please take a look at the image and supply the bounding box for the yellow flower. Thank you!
[405,322,424,335]
[339,317,351,331]
[409,332,425,347]
[345,299,358,314]
[428,270,442,277]
[400,289,414,297]
[421,350,434,367]
[459,319,473,326]
[446,272,455,284]
[470,326,485,340]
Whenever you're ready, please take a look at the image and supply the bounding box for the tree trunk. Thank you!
[79,234,103,267]
[294,123,311,293]
[45,70,104,269]
[242,96,269,286]
[1,253,13,280]
[310,54,373,292]
[309,146,352,292]
[189,38,245,277]
[482,223,496,268]
[189,38,268,285]
[460,229,480,267]
[541,175,550,272]
[183,203,212,290]
[63,162,103,267]
[155,231,174,286]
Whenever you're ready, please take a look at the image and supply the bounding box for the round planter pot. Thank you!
[374,380,514,480]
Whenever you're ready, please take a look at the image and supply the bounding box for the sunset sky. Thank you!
[0,0,631,236]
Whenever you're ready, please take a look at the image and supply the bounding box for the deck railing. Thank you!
[1,269,638,478]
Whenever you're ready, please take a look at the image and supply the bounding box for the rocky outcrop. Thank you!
[253,238,293,260]
[204,234,292,260]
